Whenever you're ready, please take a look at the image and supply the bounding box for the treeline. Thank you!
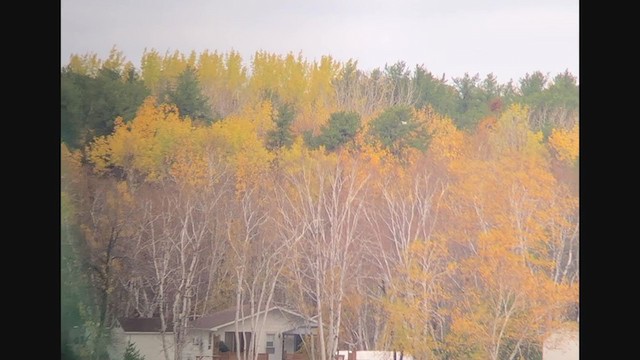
[61,47,578,360]
[62,47,578,150]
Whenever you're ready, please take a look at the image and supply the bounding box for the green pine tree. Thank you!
[308,111,361,151]
[123,342,146,360]
[168,67,213,122]
[266,103,295,150]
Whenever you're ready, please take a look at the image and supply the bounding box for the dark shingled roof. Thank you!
[190,305,252,330]
[117,317,174,333]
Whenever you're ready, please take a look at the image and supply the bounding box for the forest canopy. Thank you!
[61,47,578,360]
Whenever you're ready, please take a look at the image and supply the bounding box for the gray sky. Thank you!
[61,0,578,83]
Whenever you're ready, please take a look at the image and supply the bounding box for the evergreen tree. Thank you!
[266,103,296,150]
[368,105,429,157]
[544,69,579,110]
[412,65,458,117]
[123,342,146,360]
[168,67,213,122]
[452,73,489,130]
[61,65,149,149]
[519,71,547,96]
[309,111,361,151]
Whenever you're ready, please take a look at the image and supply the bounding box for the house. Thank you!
[190,306,318,360]
[111,306,318,360]
[542,327,579,360]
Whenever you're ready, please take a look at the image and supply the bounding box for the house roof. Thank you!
[189,305,251,330]
[190,305,317,331]
[117,317,174,333]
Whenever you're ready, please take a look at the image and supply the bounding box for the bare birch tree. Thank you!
[363,170,447,352]
[277,157,369,360]
[225,182,305,360]
[125,156,233,360]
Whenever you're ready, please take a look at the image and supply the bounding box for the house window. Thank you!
[266,333,276,354]
[225,332,253,352]
[208,333,213,350]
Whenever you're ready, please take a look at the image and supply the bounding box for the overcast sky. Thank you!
[61,0,578,84]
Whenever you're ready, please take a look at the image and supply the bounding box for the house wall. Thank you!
[543,329,579,360]
[111,327,214,360]
[182,329,215,360]
[109,328,177,360]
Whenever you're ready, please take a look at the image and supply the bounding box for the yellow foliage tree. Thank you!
[141,48,163,94]
[487,104,546,160]
[423,108,467,165]
[209,114,275,194]
[549,123,579,164]
[382,239,452,358]
[87,96,197,185]
[447,227,574,360]
[67,52,102,77]
[102,45,127,75]
[162,50,188,87]
[441,107,578,358]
